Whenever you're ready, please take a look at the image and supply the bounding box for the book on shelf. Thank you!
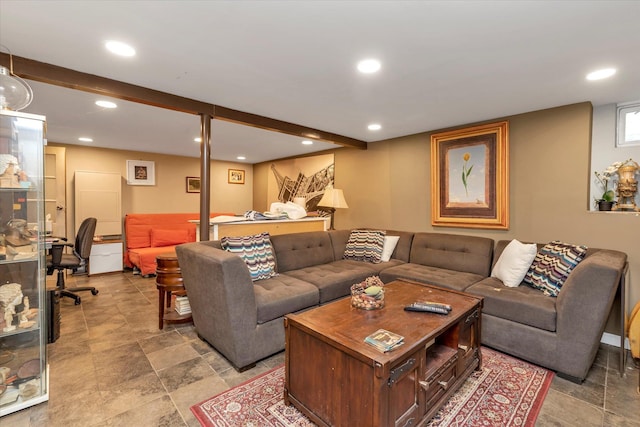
[174,296,191,314]
[364,329,404,353]
[175,305,191,314]
[175,296,190,305]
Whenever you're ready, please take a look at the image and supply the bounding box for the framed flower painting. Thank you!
[430,121,509,229]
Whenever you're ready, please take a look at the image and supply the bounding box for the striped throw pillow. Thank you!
[343,230,386,264]
[221,232,277,281]
[523,240,587,297]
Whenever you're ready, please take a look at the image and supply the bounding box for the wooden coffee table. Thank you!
[284,279,483,427]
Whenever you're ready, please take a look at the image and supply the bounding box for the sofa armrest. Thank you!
[176,242,258,361]
[555,249,626,376]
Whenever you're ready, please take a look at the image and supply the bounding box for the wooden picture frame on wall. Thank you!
[228,169,245,184]
[430,121,509,229]
[126,160,155,186]
[186,176,200,193]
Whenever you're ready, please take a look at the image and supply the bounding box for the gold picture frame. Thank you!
[431,121,509,229]
[186,176,200,193]
[228,169,245,184]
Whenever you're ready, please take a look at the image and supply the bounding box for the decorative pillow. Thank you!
[523,240,588,297]
[380,235,400,262]
[150,229,191,247]
[490,239,538,288]
[221,232,277,281]
[343,230,386,263]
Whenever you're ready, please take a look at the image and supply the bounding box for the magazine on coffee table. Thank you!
[364,329,405,353]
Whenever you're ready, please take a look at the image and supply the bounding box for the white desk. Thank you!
[190,217,330,241]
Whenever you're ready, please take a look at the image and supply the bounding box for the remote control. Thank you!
[419,301,452,312]
[404,303,450,315]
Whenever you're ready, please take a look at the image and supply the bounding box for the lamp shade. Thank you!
[0,66,33,111]
[318,187,349,209]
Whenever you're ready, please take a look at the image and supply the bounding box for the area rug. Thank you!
[192,347,553,427]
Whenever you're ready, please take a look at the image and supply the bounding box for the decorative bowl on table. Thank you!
[351,276,385,310]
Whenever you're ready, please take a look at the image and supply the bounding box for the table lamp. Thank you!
[318,185,348,230]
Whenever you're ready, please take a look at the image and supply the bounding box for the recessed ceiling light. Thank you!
[302,140,313,145]
[586,68,616,81]
[78,137,93,142]
[237,156,246,160]
[368,123,382,131]
[105,40,136,57]
[194,137,202,142]
[357,59,381,74]
[95,100,117,109]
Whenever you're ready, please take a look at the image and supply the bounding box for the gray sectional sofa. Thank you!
[175,229,627,382]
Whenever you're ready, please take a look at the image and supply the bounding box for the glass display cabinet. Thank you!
[0,110,48,416]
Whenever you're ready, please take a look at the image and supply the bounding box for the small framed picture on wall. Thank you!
[186,176,200,193]
[126,160,155,186]
[228,169,245,184]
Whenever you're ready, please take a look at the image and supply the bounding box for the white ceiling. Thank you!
[1,1,639,164]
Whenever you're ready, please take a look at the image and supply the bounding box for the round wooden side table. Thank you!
[156,253,192,329]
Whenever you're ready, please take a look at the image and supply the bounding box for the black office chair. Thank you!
[46,217,99,305]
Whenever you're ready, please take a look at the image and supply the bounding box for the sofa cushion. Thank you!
[128,246,177,275]
[150,228,191,247]
[221,232,277,281]
[490,239,537,287]
[343,229,386,263]
[381,236,400,262]
[409,233,494,277]
[379,263,484,292]
[270,231,334,272]
[344,258,406,274]
[282,260,378,304]
[466,277,557,332]
[524,240,588,297]
[124,213,205,249]
[254,275,319,324]
[329,230,414,263]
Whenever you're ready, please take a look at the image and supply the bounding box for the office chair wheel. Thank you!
[75,297,81,305]
[91,289,99,295]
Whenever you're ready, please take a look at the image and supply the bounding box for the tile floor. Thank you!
[2,271,639,426]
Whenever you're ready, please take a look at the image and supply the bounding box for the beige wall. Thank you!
[255,102,639,329]
[50,143,253,238]
[54,101,639,329]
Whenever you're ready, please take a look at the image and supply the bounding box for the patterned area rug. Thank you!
[192,347,553,427]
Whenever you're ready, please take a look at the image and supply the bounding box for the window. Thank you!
[617,101,640,147]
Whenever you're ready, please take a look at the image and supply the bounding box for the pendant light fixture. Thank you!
[0,46,34,111]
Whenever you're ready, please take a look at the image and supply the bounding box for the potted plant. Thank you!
[594,161,621,211]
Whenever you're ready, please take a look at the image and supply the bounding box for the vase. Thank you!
[597,200,614,211]
[616,164,639,211]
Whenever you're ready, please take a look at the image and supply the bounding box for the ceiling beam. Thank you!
[0,53,367,150]
[0,52,209,114]
[213,106,367,149]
